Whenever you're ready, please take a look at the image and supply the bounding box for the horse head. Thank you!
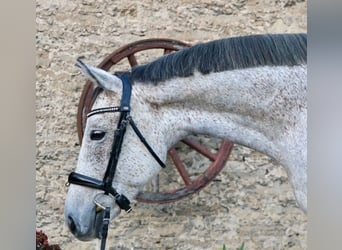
[64,61,167,240]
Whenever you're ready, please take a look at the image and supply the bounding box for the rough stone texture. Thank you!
[36,0,307,249]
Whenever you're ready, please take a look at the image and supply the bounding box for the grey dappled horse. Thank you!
[65,33,307,241]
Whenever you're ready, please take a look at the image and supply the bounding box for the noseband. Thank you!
[67,73,165,249]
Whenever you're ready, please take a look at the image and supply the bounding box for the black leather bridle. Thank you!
[67,72,165,249]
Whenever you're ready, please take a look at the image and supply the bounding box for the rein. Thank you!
[67,74,165,249]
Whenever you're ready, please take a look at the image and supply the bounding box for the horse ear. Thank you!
[75,58,122,92]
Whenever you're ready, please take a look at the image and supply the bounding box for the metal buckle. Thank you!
[94,193,115,210]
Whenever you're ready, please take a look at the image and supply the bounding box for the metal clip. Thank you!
[94,193,115,210]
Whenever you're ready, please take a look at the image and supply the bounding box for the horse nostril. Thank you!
[67,215,77,235]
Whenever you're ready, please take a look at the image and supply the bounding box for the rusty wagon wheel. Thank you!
[76,38,234,204]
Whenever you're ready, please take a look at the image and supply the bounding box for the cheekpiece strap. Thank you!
[117,73,132,112]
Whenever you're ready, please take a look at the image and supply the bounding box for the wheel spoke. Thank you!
[127,54,138,67]
[168,148,192,186]
[181,138,217,161]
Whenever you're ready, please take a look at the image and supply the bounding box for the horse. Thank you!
[64,33,307,243]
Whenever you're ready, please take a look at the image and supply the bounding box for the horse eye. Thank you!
[90,130,106,141]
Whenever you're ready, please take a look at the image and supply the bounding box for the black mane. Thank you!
[130,33,307,84]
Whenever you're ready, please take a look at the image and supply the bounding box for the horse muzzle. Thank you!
[65,201,122,240]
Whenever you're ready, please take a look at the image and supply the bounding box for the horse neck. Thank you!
[136,65,307,165]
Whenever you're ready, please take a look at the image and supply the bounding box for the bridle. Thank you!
[66,72,166,249]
